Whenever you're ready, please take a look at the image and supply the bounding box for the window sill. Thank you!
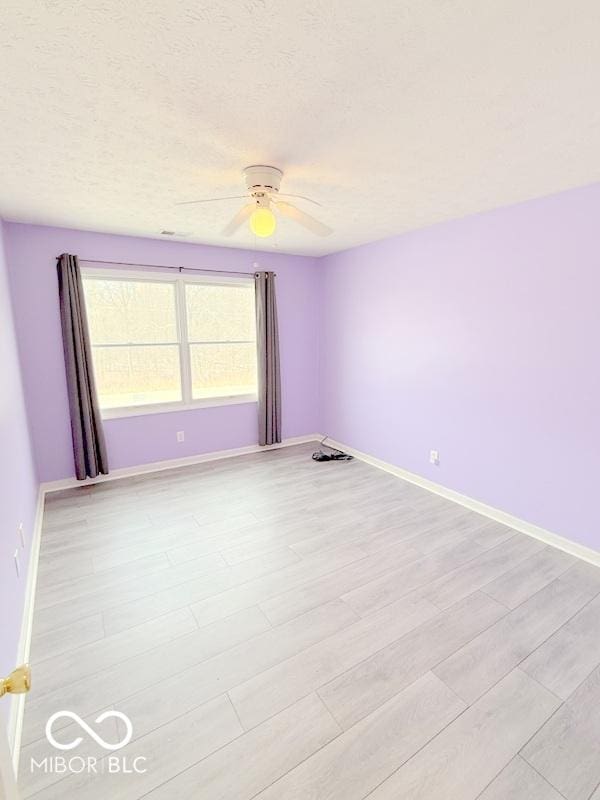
[101,394,258,420]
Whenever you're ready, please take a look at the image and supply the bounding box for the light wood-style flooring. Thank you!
[20,443,600,799]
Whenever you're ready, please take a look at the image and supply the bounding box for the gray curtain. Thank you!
[57,253,109,480]
[255,271,282,446]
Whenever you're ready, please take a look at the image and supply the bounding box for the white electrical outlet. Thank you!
[18,522,25,548]
[14,549,20,578]
[430,450,440,465]
[176,431,185,443]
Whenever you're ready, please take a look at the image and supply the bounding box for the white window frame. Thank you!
[81,267,258,419]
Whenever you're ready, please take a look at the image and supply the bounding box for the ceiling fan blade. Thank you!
[222,204,254,236]
[276,193,322,207]
[274,201,332,236]
[175,195,249,206]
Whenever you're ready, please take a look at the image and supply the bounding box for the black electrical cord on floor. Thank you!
[312,436,354,462]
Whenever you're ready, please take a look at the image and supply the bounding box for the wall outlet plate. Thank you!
[429,449,440,465]
[176,431,185,443]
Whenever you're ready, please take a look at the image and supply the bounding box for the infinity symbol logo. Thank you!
[45,710,133,751]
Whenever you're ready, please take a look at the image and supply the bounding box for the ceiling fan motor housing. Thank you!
[243,165,283,197]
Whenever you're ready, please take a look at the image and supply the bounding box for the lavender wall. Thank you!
[4,224,320,482]
[320,183,600,552]
[0,222,38,727]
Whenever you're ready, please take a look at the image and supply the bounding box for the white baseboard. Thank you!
[8,485,45,776]
[325,437,600,568]
[41,434,322,494]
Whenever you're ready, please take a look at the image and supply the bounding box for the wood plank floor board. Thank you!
[556,558,600,595]
[34,552,170,609]
[189,543,367,627]
[164,519,299,566]
[521,593,600,700]
[33,555,231,635]
[410,513,493,555]
[365,668,560,800]
[319,591,507,730]
[29,613,105,664]
[259,540,424,626]
[433,574,600,704]
[39,515,202,558]
[220,521,339,564]
[404,492,458,513]
[353,506,477,558]
[419,534,544,610]
[148,498,260,526]
[521,665,600,800]
[204,503,367,564]
[286,517,375,558]
[358,523,437,556]
[253,672,466,800]
[42,507,154,537]
[31,607,198,697]
[41,515,93,536]
[28,693,243,800]
[482,545,576,610]
[35,554,95,585]
[470,521,519,549]
[356,517,512,560]
[340,538,490,618]
[228,594,439,730]
[102,546,301,636]
[21,605,272,746]
[41,501,168,534]
[142,693,340,800]
[37,519,205,577]
[113,600,358,742]
[91,517,257,571]
[477,755,565,800]
[35,544,299,637]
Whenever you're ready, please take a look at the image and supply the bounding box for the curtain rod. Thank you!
[55,257,275,277]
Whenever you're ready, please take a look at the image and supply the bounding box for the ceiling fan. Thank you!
[176,165,332,238]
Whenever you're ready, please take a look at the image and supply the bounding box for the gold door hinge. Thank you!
[0,664,31,698]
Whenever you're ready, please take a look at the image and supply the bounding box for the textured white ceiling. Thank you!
[2,1,600,256]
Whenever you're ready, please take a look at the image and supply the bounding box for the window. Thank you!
[82,271,257,416]
[185,282,257,401]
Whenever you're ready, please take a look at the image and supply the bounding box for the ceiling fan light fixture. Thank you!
[176,165,332,239]
[249,206,276,238]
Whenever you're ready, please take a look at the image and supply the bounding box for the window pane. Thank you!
[190,343,257,399]
[84,279,178,344]
[185,283,255,342]
[91,345,182,408]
